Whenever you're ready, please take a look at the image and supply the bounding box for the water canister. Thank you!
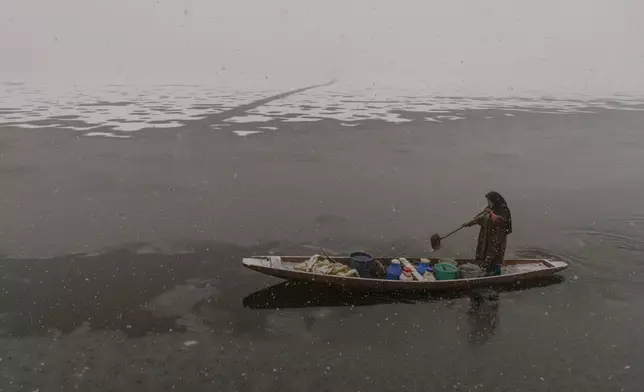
[416,259,433,276]
[386,259,402,280]
[400,267,414,281]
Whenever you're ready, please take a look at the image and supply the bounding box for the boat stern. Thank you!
[242,256,282,269]
[548,260,569,270]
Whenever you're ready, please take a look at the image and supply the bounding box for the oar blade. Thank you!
[430,233,442,250]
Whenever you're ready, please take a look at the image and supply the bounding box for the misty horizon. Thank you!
[2,0,643,96]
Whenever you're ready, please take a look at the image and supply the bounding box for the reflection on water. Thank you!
[466,291,500,345]
[242,276,565,310]
[240,278,563,347]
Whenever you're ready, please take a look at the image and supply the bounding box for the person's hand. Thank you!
[463,220,474,227]
[490,211,499,222]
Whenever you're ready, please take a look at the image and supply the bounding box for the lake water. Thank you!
[1,82,643,391]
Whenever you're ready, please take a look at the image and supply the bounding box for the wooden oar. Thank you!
[430,209,490,251]
[319,248,338,264]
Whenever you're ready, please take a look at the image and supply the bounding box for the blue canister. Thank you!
[416,259,433,276]
[386,259,402,280]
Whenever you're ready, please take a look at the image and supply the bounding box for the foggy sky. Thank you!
[2,0,643,95]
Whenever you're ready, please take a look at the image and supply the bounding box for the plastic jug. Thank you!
[400,266,414,281]
[386,259,402,280]
[416,259,433,276]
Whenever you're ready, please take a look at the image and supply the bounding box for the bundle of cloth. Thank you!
[293,254,359,277]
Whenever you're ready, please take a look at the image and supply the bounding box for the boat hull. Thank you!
[242,256,568,292]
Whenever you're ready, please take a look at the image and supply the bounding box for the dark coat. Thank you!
[471,211,510,269]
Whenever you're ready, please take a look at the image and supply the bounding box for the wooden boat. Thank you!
[242,256,568,292]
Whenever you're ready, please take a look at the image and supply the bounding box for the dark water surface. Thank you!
[1,106,644,391]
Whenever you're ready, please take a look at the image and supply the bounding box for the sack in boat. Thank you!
[293,254,323,272]
[423,270,436,281]
[458,263,482,279]
[336,269,360,277]
[293,255,359,277]
[371,260,387,278]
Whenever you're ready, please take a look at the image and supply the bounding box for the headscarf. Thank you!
[486,191,512,234]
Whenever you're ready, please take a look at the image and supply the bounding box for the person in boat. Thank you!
[464,191,512,276]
